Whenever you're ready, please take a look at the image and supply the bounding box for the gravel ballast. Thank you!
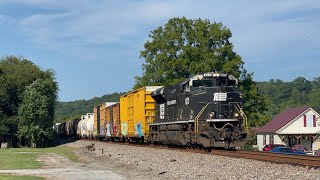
[68,140,320,180]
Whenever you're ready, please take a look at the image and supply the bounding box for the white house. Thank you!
[256,106,320,154]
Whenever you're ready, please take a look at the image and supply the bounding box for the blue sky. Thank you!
[0,1,319,102]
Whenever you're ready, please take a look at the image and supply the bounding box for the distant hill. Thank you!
[54,92,124,123]
[256,77,320,117]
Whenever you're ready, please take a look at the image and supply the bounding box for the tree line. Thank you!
[55,93,123,123]
[257,77,320,122]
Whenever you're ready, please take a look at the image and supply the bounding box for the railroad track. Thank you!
[210,150,320,168]
[77,139,320,169]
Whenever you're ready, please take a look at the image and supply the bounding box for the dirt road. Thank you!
[0,143,148,180]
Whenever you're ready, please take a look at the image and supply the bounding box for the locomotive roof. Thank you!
[180,72,238,86]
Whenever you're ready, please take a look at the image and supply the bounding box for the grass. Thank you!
[0,150,41,169]
[0,146,78,170]
[0,174,44,180]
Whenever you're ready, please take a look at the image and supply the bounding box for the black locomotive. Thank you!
[150,72,247,148]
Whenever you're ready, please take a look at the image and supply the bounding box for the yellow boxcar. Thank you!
[94,102,118,139]
[120,86,162,141]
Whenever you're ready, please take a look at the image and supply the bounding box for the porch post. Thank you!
[295,135,301,144]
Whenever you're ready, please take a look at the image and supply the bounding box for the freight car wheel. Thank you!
[121,136,125,142]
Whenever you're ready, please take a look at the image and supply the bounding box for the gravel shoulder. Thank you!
[67,140,320,180]
[0,140,319,180]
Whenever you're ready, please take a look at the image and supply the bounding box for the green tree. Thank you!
[0,56,52,116]
[135,17,243,88]
[0,56,58,146]
[240,71,270,127]
[17,124,53,148]
[18,78,58,147]
[310,77,320,111]
[134,17,269,127]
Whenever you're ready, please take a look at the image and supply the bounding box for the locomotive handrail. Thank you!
[194,102,212,134]
[236,104,248,128]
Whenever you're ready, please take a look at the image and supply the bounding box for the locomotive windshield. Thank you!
[192,78,236,87]
[192,80,214,87]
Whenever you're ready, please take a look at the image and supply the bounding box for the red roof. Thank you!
[256,106,310,133]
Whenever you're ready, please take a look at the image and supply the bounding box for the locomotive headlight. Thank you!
[234,113,239,118]
[209,112,215,119]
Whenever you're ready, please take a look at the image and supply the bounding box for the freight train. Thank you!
[55,71,247,148]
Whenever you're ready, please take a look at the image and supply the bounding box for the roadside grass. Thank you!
[0,150,41,169]
[0,174,44,180]
[0,146,78,170]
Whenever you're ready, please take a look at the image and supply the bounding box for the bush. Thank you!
[243,128,259,151]
[17,124,54,148]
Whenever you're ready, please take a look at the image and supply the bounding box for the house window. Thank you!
[307,114,314,127]
[269,135,274,144]
[304,114,316,127]
[263,134,266,145]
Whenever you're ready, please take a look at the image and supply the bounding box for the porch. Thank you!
[279,134,320,154]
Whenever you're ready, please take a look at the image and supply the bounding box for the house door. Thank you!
[288,135,292,147]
